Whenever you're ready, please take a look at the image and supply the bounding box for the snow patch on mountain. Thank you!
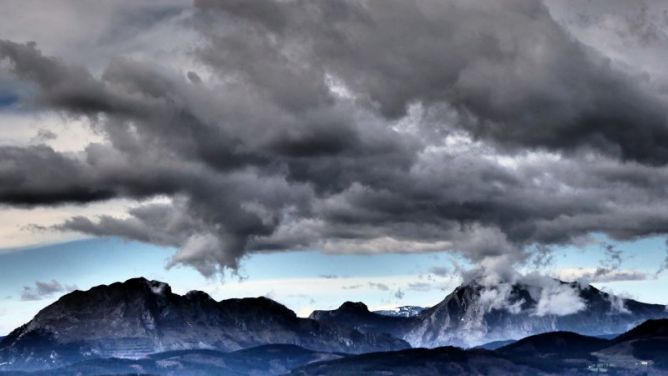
[374,306,425,318]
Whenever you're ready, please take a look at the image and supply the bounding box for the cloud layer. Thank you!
[1,0,668,276]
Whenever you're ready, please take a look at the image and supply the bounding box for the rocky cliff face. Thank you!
[0,278,408,371]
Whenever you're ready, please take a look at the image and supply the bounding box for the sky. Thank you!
[2,0,668,334]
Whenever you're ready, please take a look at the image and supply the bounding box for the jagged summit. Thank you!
[309,301,375,321]
[337,301,370,312]
[405,277,667,348]
[93,276,170,291]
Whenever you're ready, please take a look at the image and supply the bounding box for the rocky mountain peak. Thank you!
[406,277,667,348]
[338,301,370,313]
[184,289,214,301]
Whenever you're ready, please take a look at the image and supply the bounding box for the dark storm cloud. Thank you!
[194,0,668,165]
[0,146,115,205]
[0,40,125,115]
[1,0,668,276]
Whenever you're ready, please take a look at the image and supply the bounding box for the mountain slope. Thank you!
[2,344,342,376]
[599,318,668,370]
[288,346,548,376]
[612,318,668,343]
[0,278,408,371]
[499,331,610,357]
[497,331,610,373]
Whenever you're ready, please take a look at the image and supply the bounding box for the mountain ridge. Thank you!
[0,277,408,371]
[312,277,668,348]
[2,276,667,373]
[4,320,668,375]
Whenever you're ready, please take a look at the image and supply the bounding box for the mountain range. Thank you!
[0,278,407,371]
[312,278,667,348]
[1,277,667,375]
[3,320,666,375]
[16,320,661,376]
[289,319,668,375]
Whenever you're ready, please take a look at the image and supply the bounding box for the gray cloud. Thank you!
[654,240,668,277]
[601,243,624,270]
[556,267,648,284]
[20,280,77,301]
[195,0,668,164]
[319,274,339,279]
[407,282,433,292]
[0,1,667,277]
[0,0,192,73]
[429,267,451,278]
[31,129,57,143]
[368,282,390,292]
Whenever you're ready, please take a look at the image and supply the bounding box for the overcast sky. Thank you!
[1,0,668,333]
